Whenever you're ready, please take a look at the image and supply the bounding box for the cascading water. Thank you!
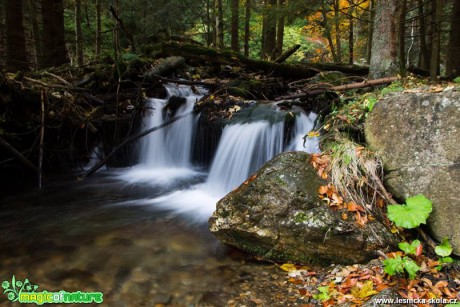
[205,120,284,195]
[118,85,320,221]
[120,84,206,185]
[288,107,320,153]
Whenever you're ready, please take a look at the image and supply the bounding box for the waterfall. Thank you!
[119,84,205,185]
[288,108,320,153]
[205,121,284,195]
[140,84,202,167]
[117,85,320,222]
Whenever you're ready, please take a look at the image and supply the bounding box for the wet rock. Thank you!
[365,90,460,254]
[209,152,397,265]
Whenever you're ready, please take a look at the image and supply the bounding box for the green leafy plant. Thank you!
[435,238,454,269]
[383,255,420,280]
[453,76,460,84]
[398,239,421,255]
[313,286,331,302]
[387,195,432,229]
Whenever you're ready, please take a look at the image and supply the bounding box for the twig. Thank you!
[0,136,39,174]
[44,71,71,86]
[38,90,45,189]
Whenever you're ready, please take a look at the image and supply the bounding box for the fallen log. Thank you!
[275,44,301,63]
[144,56,186,78]
[301,62,369,75]
[161,42,319,80]
[79,111,194,179]
[275,76,399,101]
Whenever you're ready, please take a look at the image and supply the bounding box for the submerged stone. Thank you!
[209,152,397,265]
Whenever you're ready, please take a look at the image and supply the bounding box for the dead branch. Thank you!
[275,44,301,63]
[276,76,399,101]
[0,136,39,174]
[109,6,135,52]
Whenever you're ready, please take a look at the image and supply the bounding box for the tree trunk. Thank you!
[321,5,337,62]
[348,3,354,65]
[430,0,443,80]
[0,1,5,68]
[206,0,212,46]
[368,0,400,79]
[398,0,407,75]
[276,0,285,59]
[215,0,224,48]
[446,0,460,76]
[418,0,430,69]
[334,0,342,63]
[75,0,84,66]
[366,0,375,64]
[262,0,277,59]
[6,0,28,71]
[96,0,102,55]
[244,0,251,56]
[42,0,68,67]
[231,0,239,51]
[27,0,42,68]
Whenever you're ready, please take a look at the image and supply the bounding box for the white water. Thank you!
[118,86,319,222]
[288,108,320,153]
[120,84,205,184]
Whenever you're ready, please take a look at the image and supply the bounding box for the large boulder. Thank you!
[365,90,460,254]
[209,152,397,265]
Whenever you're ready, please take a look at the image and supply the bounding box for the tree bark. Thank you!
[96,0,102,55]
[231,0,239,51]
[334,0,342,63]
[244,0,251,56]
[27,0,42,68]
[276,0,285,59]
[42,0,68,67]
[75,0,84,66]
[398,0,407,75]
[446,0,460,76]
[418,0,430,69]
[321,5,337,62]
[348,3,354,65]
[215,0,224,48]
[366,0,375,64]
[262,0,277,59]
[430,0,443,80]
[6,0,28,71]
[368,0,400,79]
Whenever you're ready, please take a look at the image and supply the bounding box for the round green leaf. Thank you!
[387,195,432,229]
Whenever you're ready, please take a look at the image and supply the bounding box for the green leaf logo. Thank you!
[387,195,432,229]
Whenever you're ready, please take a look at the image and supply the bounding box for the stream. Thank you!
[0,84,319,306]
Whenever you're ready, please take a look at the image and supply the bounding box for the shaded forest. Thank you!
[1,0,459,77]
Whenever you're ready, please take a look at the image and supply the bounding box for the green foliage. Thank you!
[387,195,432,229]
[398,240,421,255]
[313,286,331,302]
[435,238,453,257]
[383,256,420,280]
[380,81,404,96]
[453,77,460,84]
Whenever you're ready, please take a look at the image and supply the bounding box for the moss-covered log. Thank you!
[160,42,319,80]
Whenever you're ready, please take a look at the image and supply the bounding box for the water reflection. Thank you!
[0,173,290,306]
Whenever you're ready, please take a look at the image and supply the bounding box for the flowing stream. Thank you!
[0,84,320,306]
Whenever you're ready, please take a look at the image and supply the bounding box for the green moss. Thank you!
[294,212,308,223]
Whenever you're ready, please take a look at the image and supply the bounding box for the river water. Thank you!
[0,85,319,306]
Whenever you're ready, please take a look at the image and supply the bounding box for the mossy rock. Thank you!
[209,152,398,265]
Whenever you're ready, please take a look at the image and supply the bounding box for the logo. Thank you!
[2,275,103,305]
